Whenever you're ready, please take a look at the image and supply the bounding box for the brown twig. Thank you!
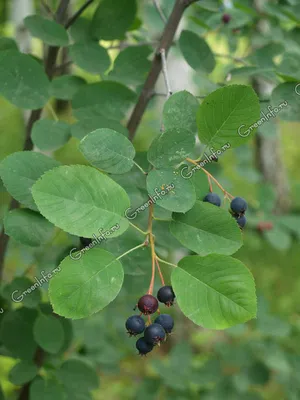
[65,0,95,29]
[127,0,197,140]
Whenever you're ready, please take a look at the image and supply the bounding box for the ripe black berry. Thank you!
[125,315,145,336]
[235,215,246,229]
[144,323,166,345]
[137,294,159,315]
[230,197,247,215]
[154,314,174,333]
[203,193,221,207]
[136,337,153,355]
[222,14,231,24]
[157,286,175,306]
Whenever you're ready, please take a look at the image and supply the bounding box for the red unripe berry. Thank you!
[138,294,159,315]
[222,14,231,24]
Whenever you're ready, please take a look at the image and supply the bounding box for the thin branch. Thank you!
[127,0,194,140]
[153,0,167,24]
[108,40,158,50]
[160,48,172,98]
[41,0,55,17]
[214,52,249,66]
[65,0,95,29]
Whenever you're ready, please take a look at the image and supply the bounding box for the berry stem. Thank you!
[116,242,146,260]
[133,160,148,175]
[147,203,156,295]
[155,257,165,286]
[156,256,177,268]
[186,158,234,199]
[129,222,149,235]
[207,175,213,192]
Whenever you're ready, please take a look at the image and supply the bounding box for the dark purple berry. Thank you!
[222,14,231,24]
[80,237,92,247]
[234,215,246,229]
[154,314,174,333]
[125,315,145,336]
[230,197,247,215]
[136,337,153,355]
[157,286,175,306]
[137,294,159,315]
[144,323,166,345]
[203,193,221,207]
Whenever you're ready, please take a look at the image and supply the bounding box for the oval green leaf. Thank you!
[32,119,71,151]
[50,75,86,100]
[0,151,60,210]
[0,50,50,109]
[91,0,137,40]
[79,128,135,174]
[179,30,215,73]
[163,90,199,133]
[171,254,257,329]
[4,209,54,247]
[2,277,42,308]
[33,314,65,354]
[9,361,38,386]
[147,127,195,168]
[170,201,243,256]
[31,165,130,238]
[197,85,261,149]
[30,377,65,400]
[69,42,111,75]
[271,82,300,121]
[24,15,69,46]
[146,168,196,213]
[49,248,124,319]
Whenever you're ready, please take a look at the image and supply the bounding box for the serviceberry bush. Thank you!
[0,0,299,397]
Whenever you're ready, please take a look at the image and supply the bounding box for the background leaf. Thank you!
[69,42,111,75]
[79,128,135,174]
[32,119,71,151]
[0,151,60,210]
[9,361,38,386]
[0,50,50,109]
[50,75,86,101]
[172,254,257,329]
[33,314,65,354]
[24,15,69,46]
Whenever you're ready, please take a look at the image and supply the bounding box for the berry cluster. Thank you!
[125,286,175,356]
[203,193,248,229]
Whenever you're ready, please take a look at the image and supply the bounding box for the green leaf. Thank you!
[71,116,128,140]
[24,15,69,46]
[69,42,111,75]
[263,225,292,251]
[4,209,54,247]
[147,128,195,168]
[276,215,300,238]
[69,18,93,43]
[49,248,124,319]
[146,168,196,213]
[0,37,18,51]
[171,254,257,329]
[91,0,137,40]
[162,90,199,133]
[197,85,261,148]
[79,128,135,174]
[170,201,243,256]
[32,165,130,238]
[0,50,50,109]
[109,45,151,85]
[50,75,86,100]
[32,120,71,151]
[2,277,42,308]
[72,82,136,121]
[33,314,65,354]
[271,82,300,121]
[30,377,65,400]
[0,308,37,360]
[179,30,215,73]
[276,52,300,81]
[9,361,38,385]
[0,151,60,210]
